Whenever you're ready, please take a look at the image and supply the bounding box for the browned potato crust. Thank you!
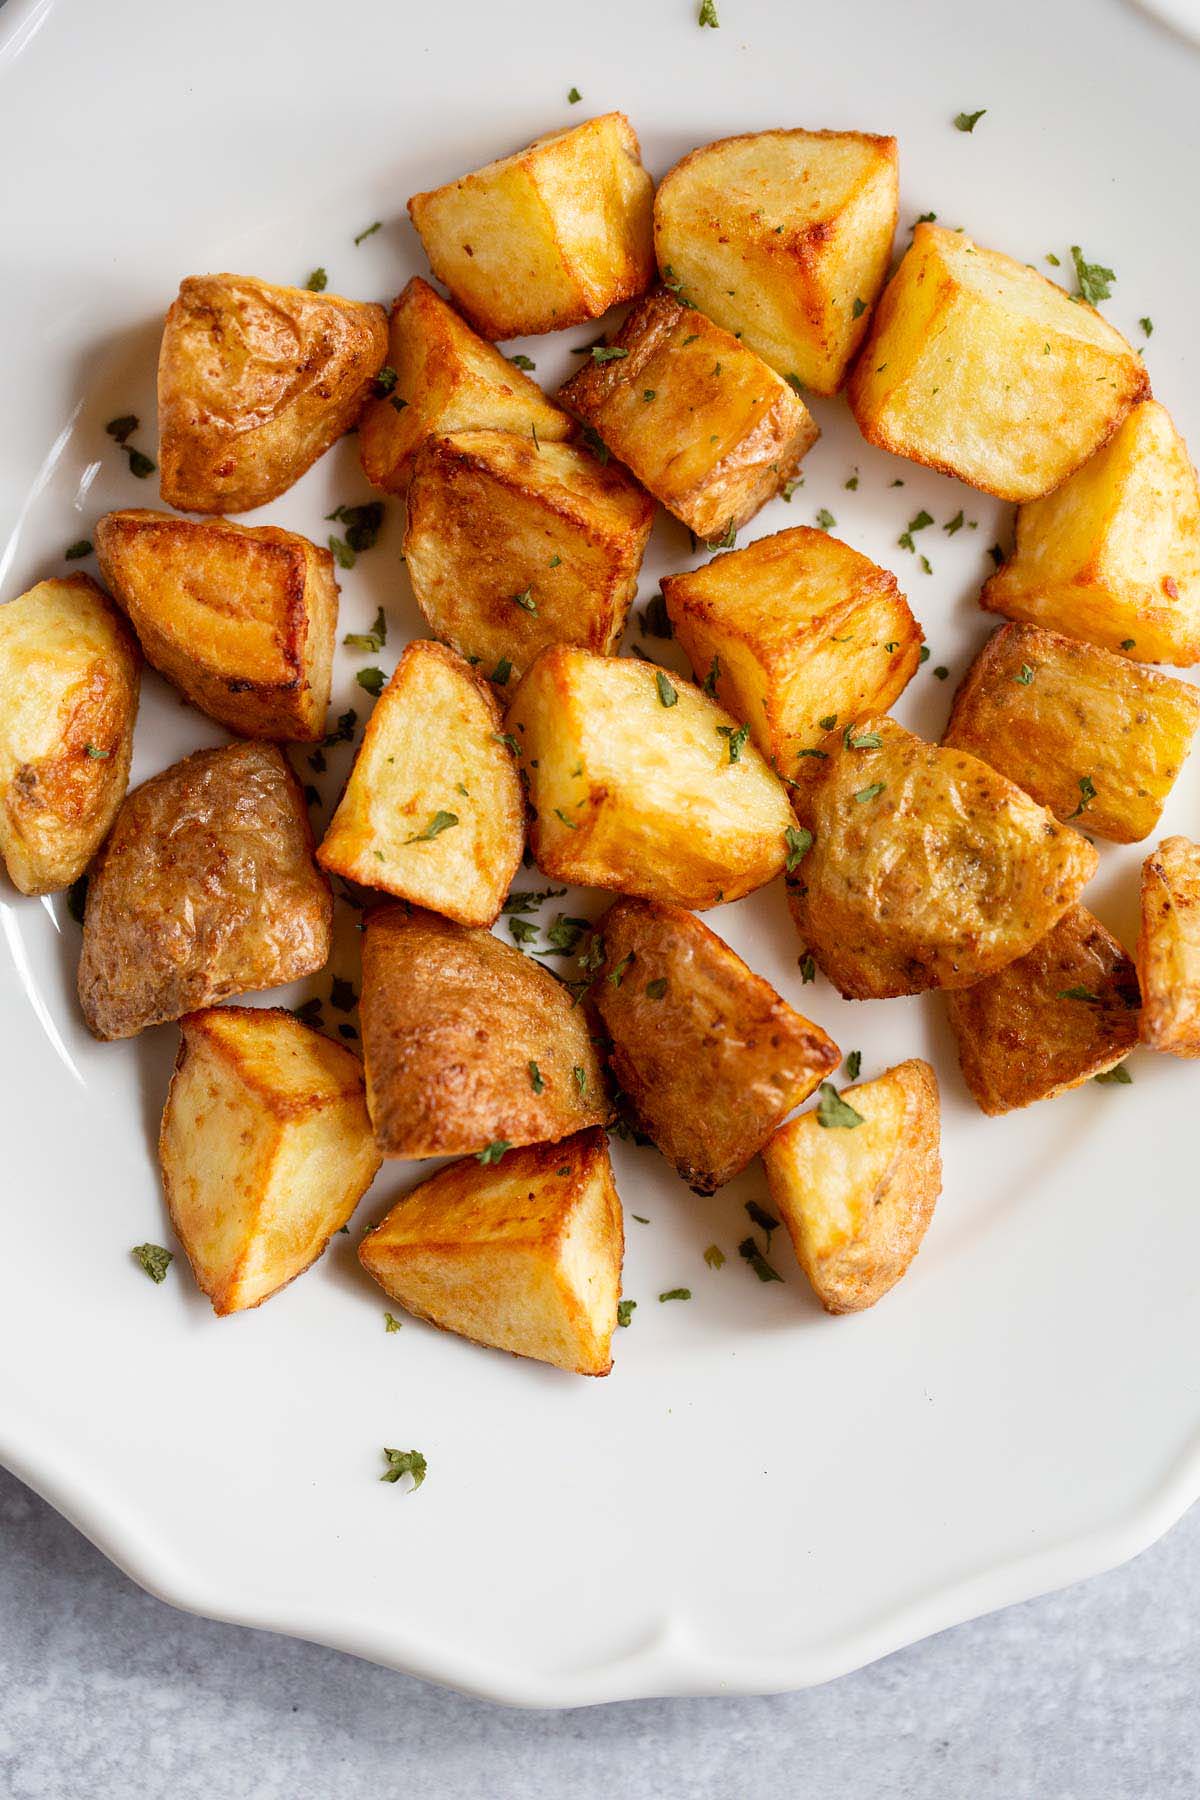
[78,742,332,1040]
[1137,836,1200,1057]
[590,898,839,1191]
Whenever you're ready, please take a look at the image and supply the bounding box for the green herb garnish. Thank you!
[132,1243,172,1283]
[343,607,388,653]
[785,825,813,872]
[659,1287,692,1302]
[1068,774,1097,819]
[380,1447,426,1490]
[716,721,750,763]
[655,669,678,708]
[817,1083,864,1129]
[306,268,328,291]
[737,1238,782,1283]
[617,1299,636,1326]
[65,540,93,560]
[703,1245,725,1269]
[1071,246,1116,307]
[953,109,986,132]
[356,666,386,696]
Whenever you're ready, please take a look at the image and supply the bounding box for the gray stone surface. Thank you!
[0,1465,1195,1798]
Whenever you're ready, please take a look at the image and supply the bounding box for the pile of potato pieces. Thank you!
[4,105,1200,1376]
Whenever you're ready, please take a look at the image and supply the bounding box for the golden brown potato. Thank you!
[359,1129,622,1375]
[945,907,1139,1113]
[1137,836,1200,1057]
[358,277,571,497]
[160,1006,381,1314]
[506,645,794,909]
[158,273,388,514]
[787,715,1098,998]
[762,1059,941,1314]
[847,224,1149,502]
[590,898,839,1191]
[360,904,610,1158]
[944,622,1200,845]
[317,640,523,925]
[403,429,654,683]
[94,510,336,741]
[407,113,654,340]
[982,400,1200,665]
[78,742,332,1041]
[557,288,819,540]
[653,128,898,395]
[0,575,139,896]
[662,526,922,787]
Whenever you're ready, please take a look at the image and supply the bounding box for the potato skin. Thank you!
[1137,836,1200,1057]
[590,898,839,1191]
[0,575,140,895]
[78,742,332,1040]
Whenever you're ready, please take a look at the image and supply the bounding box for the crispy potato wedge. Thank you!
[358,277,571,496]
[94,509,336,741]
[359,1129,622,1375]
[317,640,523,925]
[158,273,388,514]
[590,898,840,1191]
[1137,836,1200,1057]
[946,906,1139,1113]
[557,288,818,540]
[982,400,1200,665]
[763,1059,941,1313]
[403,429,654,683]
[847,224,1149,501]
[653,128,898,395]
[662,525,922,786]
[78,742,332,1040]
[787,714,1098,997]
[160,1006,381,1314]
[0,575,139,895]
[360,904,610,1158]
[944,622,1200,845]
[506,645,794,909]
[407,113,654,340]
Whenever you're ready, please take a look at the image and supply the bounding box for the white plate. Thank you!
[3,0,1199,1709]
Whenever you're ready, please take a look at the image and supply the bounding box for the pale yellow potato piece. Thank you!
[1137,836,1200,1057]
[160,1005,381,1315]
[653,128,898,395]
[847,224,1149,501]
[763,1059,941,1314]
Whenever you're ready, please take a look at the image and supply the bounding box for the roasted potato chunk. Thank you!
[1137,836,1200,1057]
[317,640,523,925]
[360,904,610,1158]
[653,129,898,395]
[847,224,1149,501]
[982,400,1200,665]
[94,510,336,741]
[158,273,388,513]
[404,430,654,683]
[558,288,818,540]
[358,277,571,496]
[407,113,654,340]
[590,898,839,1191]
[762,1059,941,1314]
[160,1006,381,1314]
[78,742,332,1040]
[662,525,922,786]
[506,646,794,909]
[946,907,1139,1113]
[944,622,1200,845]
[0,575,139,895]
[788,715,1098,998]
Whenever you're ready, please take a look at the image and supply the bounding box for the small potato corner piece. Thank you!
[944,622,1200,846]
[407,113,654,341]
[359,1130,622,1376]
[788,715,1097,999]
[78,741,332,1041]
[158,273,388,514]
[360,905,610,1158]
[161,1006,381,1315]
[982,401,1200,666]
[0,575,139,896]
[591,898,839,1193]
[946,907,1140,1114]
[94,510,336,742]
[662,525,922,783]
[506,646,794,910]
[317,640,523,927]
[1137,837,1200,1058]
[358,277,571,497]
[653,128,899,396]
[847,224,1148,502]
[762,1059,942,1314]
[558,289,819,541]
